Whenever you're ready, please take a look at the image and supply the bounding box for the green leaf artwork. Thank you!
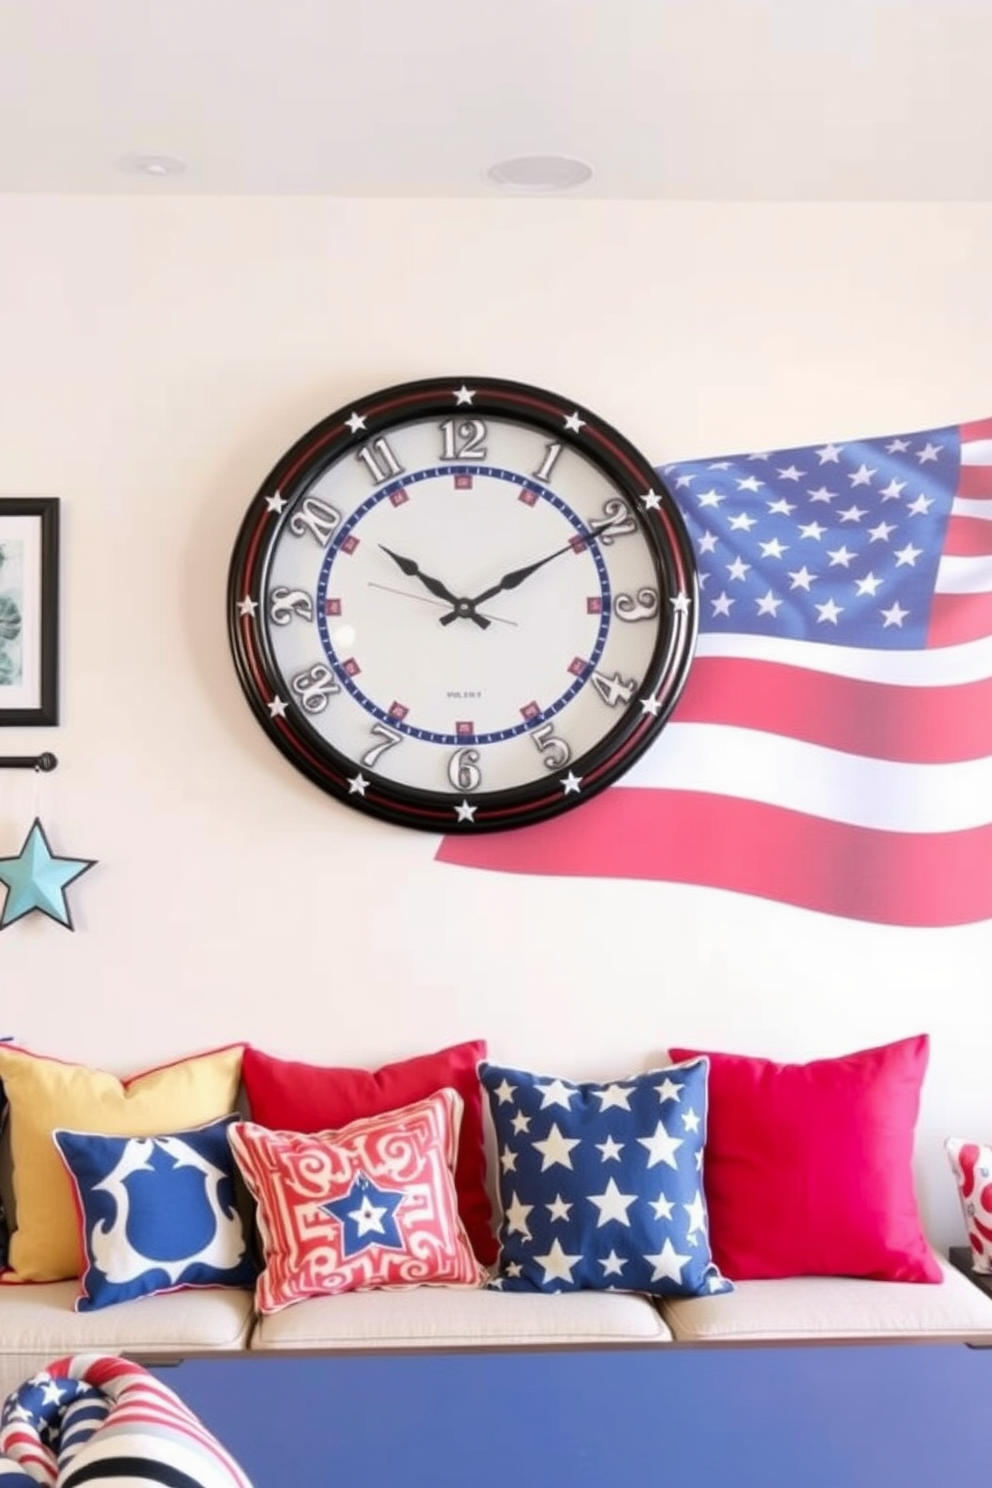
[0,543,24,687]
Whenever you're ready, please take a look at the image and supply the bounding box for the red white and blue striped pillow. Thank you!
[0,1352,252,1487]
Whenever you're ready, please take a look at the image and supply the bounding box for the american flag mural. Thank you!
[437,416,992,927]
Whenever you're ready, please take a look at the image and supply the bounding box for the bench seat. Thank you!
[250,1284,672,1351]
[1,1251,991,1405]
[0,1282,254,1402]
[659,1256,992,1343]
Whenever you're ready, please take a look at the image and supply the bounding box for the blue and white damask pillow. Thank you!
[52,1115,256,1311]
[479,1057,732,1298]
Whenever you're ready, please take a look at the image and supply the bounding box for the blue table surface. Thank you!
[155,1343,991,1488]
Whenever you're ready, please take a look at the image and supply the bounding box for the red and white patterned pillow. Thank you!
[946,1138,992,1273]
[228,1088,483,1312]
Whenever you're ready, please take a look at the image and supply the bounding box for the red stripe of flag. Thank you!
[928,590,992,648]
[942,515,992,556]
[960,416,992,443]
[674,656,992,763]
[956,467,992,499]
[435,788,992,927]
[956,416,992,496]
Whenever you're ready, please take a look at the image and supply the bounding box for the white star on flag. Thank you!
[654,1077,684,1103]
[645,1238,692,1284]
[596,1084,633,1111]
[504,1193,533,1239]
[638,1121,684,1169]
[536,1078,575,1110]
[650,1192,675,1221]
[588,1177,637,1228]
[535,1238,583,1285]
[684,1190,708,1238]
[533,1124,581,1171]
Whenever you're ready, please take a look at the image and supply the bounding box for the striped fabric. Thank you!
[0,1354,252,1487]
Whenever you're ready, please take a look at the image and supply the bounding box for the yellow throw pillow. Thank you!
[0,1044,244,1283]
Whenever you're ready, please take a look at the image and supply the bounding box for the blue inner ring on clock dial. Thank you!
[314,465,612,747]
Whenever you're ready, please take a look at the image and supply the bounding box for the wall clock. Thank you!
[228,376,697,832]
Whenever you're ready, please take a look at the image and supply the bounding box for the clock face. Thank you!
[228,377,698,832]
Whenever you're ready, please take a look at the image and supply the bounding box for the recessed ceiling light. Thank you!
[118,153,188,179]
[485,155,593,194]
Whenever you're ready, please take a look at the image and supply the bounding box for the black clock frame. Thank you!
[227,376,698,833]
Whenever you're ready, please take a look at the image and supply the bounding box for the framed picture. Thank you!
[0,498,59,726]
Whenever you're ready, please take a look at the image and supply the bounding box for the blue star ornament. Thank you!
[322,1172,406,1257]
[0,818,96,930]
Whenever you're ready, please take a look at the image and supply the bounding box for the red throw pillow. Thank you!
[668,1035,940,1283]
[241,1040,495,1264]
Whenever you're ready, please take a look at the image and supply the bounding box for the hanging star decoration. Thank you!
[0,818,96,931]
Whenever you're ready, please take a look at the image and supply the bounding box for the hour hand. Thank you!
[439,520,617,626]
[378,545,489,630]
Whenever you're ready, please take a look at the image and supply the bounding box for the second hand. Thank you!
[367,581,519,628]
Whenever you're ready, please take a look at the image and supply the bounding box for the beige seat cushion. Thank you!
[0,1283,254,1403]
[658,1257,992,1342]
[252,1284,672,1350]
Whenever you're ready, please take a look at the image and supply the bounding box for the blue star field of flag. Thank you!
[663,425,958,648]
[479,1058,731,1298]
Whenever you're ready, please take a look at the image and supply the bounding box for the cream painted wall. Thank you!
[0,197,989,1245]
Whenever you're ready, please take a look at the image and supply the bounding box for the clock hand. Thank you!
[367,581,519,627]
[438,519,618,627]
[378,545,489,630]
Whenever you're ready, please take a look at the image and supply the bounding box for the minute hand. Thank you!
[440,521,616,626]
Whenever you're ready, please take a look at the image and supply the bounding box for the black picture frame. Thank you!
[0,497,60,726]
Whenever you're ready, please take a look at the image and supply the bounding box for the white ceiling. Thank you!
[1,0,990,199]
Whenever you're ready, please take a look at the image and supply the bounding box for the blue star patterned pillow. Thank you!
[52,1115,256,1311]
[479,1058,732,1298]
